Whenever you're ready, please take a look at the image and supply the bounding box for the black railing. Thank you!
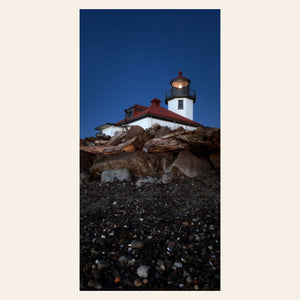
[165,88,196,103]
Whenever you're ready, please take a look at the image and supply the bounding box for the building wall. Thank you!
[128,117,197,131]
[102,126,125,137]
[125,117,151,129]
[167,97,194,120]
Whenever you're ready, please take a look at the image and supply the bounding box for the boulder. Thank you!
[80,151,97,172]
[155,126,172,138]
[82,136,97,146]
[125,125,145,140]
[80,171,90,185]
[109,131,127,146]
[209,153,220,168]
[122,144,135,152]
[104,137,137,153]
[161,172,175,184]
[175,128,220,154]
[144,133,190,153]
[173,126,186,133]
[90,151,174,178]
[95,132,111,140]
[147,123,161,136]
[136,176,158,187]
[169,150,211,178]
[101,169,131,183]
[80,145,108,154]
[160,156,173,171]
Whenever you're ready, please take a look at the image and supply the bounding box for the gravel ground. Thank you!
[80,171,220,290]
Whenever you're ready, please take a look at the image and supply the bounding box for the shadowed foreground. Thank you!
[80,172,220,291]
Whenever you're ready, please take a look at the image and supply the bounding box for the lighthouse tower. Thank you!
[165,71,196,120]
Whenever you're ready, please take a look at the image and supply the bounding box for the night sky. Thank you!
[80,9,220,139]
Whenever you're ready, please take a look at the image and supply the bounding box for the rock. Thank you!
[173,126,186,133]
[161,157,171,171]
[155,126,172,138]
[96,260,110,271]
[128,259,136,266]
[96,132,111,140]
[109,131,127,146]
[134,278,143,287]
[91,269,101,280]
[90,151,173,178]
[143,127,220,154]
[87,280,103,290]
[122,144,135,152]
[161,172,175,184]
[186,276,192,284]
[82,136,97,146]
[118,256,128,264]
[169,151,211,178]
[147,123,161,136]
[125,125,145,140]
[101,169,131,183]
[136,176,158,187]
[131,240,144,249]
[80,151,97,172]
[80,145,108,154]
[174,262,183,268]
[209,153,220,168]
[144,133,190,153]
[80,171,90,185]
[137,265,149,278]
[104,137,137,153]
[176,127,220,153]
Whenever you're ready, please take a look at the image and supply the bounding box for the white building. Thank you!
[95,71,202,136]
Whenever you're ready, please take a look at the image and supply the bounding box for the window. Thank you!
[178,100,183,110]
[126,110,133,118]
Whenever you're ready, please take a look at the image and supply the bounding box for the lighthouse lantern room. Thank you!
[165,71,196,120]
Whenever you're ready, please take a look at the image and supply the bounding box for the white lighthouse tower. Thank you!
[165,71,196,120]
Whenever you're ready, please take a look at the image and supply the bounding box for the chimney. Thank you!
[150,98,161,106]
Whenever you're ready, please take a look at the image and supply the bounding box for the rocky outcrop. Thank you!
[81,125,220,182]
[176,128,220,154]
[168,150,211,178]
[90,151,174,178]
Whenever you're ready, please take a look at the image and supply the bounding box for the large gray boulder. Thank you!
[101,169,131,183]
[169,150,211,178]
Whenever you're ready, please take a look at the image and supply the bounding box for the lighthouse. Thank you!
[96,70,201,137]
[165,71,196,120]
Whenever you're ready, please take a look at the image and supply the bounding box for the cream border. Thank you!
[1,1,300,300]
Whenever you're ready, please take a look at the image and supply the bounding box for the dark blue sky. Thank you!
[80,9,220,139]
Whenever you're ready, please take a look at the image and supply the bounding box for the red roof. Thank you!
[126,104,147,111]
[116,98,201,127]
